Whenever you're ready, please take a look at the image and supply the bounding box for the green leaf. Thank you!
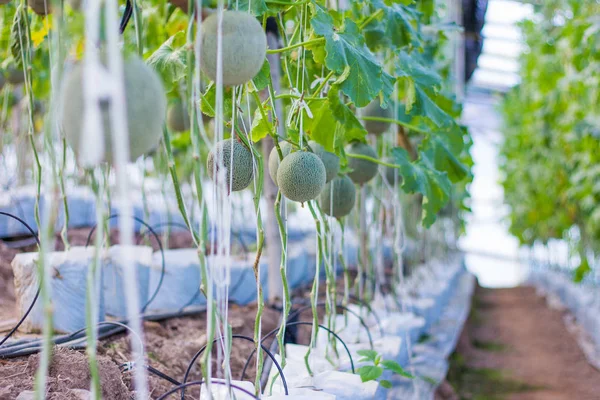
[304,86,367,152]
[380,380,392,389]
[311,4,387,107]
[392,147,452,227]
[421,136,470,183]
[356,349,378,362]
[10,5,27,67]
[146,33,187,89]
[372,0,422,49]
[237,0,269,16]
[381,360,414,378]
[358,365,383,382]
[252,59,271,92]
[199,83,233,120]
[250,101,273,142]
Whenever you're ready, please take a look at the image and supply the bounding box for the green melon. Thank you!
[361,100,393,135]
[383,157,402,186]
[200,11,267,87]
[6,67,25,85]
[167,100,190,132]
[319,175,356,219]
[207,138,254,192]
[59,56,166,164]
[277,151,326,203]
[308,140,339,183]
[268,141,293,185]
[346,142,378,185]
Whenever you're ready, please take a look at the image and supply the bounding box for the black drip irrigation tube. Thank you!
[157,379,259,400]
[85,213,166,313]
[287,302,375,349]
[239,316,358,383]
[0,211,40,348]
[181,334,289,399]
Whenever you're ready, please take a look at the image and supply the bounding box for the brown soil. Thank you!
[444,285,600,400]
[0,304,281,399]
[0,228,278,399]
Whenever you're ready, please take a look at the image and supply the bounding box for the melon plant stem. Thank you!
[235,116,266,395]
[15,4,50,398]
[337,219,350,326]
[86,169,105,399]
[185,2,214,390]
[161,126,200,244]
[59,138,70,250]
[305,201,324,376]
[274,190,290,367]
[15,2,42,232]
[315,203,338,358]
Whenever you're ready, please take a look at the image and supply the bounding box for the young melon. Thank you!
[200,11,267,87]
[346,142,378,185]
[167,100,190,132]
[383,157,401,186]
[207,138,254,192]
[277,151,326,203]
[59,56,167,164]
[6,67,25,85]
[361,100,393,135]
[319,175,356,219]
[268,141,293,185]
[308,140,339,183]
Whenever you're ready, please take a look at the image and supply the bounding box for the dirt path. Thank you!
[445,285,600,400]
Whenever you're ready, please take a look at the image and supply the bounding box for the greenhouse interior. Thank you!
[0,0,598,398]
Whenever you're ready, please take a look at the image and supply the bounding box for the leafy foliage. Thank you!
[500,0,600,280]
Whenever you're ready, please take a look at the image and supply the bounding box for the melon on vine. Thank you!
[207,138,254,192]
[361,100,393,135]
[167,100,190,132]
[268,141,293,186]
[319,175,356,219]
[277,151,326,203]
[346,142,378,185]
[200,11,267,87]
[308,140,340,183]
[59,56,167,164]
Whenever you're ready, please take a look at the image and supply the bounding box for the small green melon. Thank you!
[59,56,167,164]
[207,138,254,192]
[167,100,190,132]
[200,11,267,87]
[361,100,393,135]
[383,157,402,186]
[346,142,378,185]
[308,140,339,183]
[319,175,356,219]
[277,151,326,203]
[268,141,293,186]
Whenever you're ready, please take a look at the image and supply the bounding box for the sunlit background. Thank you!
[460,0,534,287]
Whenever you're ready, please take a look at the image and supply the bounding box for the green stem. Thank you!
[86,170,104,399]
[359,8,383,30]
[312,70,335,96]
[305,201,324,376]
[59,138,70,250]
[266,37,325,54]
[359,116,428,135]
[347,152,402,168]
[274,191,290,370]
